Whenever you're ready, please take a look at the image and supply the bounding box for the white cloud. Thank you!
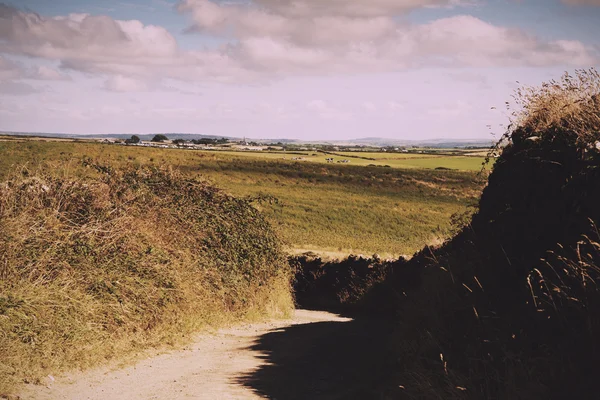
[0,1,596,89]
[396,15,597,67]
[29,66,71,81]
[0,5,181,79]
[178,1,597,75]
[0,7,178,62]
[104,75,148,92]
[2,56,70,84]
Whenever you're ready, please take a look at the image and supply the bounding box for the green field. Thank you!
[202,150,488,171]
[0,140,486,257]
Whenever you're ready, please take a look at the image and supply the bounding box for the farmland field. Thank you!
[0,139,487,257]
[202,150,488,171]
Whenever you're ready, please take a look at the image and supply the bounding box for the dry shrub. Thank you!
[0,163,293,395]
[491,67,600,157]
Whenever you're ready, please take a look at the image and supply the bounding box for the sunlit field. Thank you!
[202,150,488,171]
[0,139,486,257]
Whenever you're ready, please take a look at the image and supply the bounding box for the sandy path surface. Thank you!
[20,310,352,400]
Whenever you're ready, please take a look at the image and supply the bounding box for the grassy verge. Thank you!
[0,164,293,395]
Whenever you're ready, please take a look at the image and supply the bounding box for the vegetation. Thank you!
[151,134,169,142]
[208,150,488,171]
[5,68,596,400]
[292,253,402,312]
[293,68,600,399]
[125,135,140,144]
[192,137,229,145]
[0,164,293,395]
[0,141,485,257]
[387,68,600,399]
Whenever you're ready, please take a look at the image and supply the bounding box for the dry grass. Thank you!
[0,163,293,395]
[490,68,600,158]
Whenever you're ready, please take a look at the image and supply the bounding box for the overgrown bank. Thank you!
[0,164,293,395]
[293,69,600,399]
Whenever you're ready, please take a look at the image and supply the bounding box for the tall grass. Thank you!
[0,163,293,395]
[490,67,600,158]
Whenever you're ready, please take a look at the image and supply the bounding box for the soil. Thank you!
[19,310,375,400]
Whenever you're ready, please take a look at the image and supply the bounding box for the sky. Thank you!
[0,0,599,140]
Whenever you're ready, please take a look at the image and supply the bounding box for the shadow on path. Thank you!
[236,313,404,400]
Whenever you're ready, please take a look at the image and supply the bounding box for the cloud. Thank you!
[252,0,473,18]
[0,1,596,88]
[0,3,254,85]
[0,4,180,74]
[103,75,148,92]
[28,65,71,81]
[0,80,41,95]
[0,6,178,61]
[1,55,72,82]
[400,16,597,67]
[561,0,600,5]
[0,55,21,81]
[179,0,597,74]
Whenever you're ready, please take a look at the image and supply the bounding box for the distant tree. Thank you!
[173,139,186,145]
[151,134,169,142]
[125,135,140,144]
[192,138,218,145]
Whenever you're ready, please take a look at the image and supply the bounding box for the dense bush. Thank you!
[384,68,600,399]
[292,253,406,312]
[0,163,292,394]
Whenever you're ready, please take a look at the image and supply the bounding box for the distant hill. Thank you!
[0,131,493,148]
[323,137,495,148]
[0,131,239,142]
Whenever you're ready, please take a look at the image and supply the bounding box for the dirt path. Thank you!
[20,310,355,400]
